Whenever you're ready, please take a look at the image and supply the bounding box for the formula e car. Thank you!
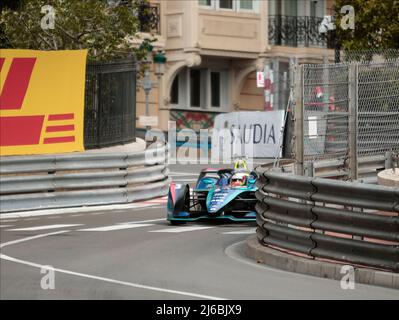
[167,161,258,224]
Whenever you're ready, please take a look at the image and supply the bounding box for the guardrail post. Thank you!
[294,64,304,176]
[348,63,359,181]
[352,207,364,240]
[305,162,314,177]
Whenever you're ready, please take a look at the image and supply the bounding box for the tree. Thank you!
[0,0,157,62]
[334,0,399,51]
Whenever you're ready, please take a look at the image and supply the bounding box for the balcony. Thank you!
[268,15,335,49]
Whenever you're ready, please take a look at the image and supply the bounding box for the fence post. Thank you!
[283,57,298,159]
[294,64,304,176]
[348,63,358,181]
[322,55,330,113]
[305,161,314,177]
[385,151,393,169]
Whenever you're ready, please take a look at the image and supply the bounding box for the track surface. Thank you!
[1,164,398,299]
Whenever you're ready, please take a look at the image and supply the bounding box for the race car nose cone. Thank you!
[207,189,231,213]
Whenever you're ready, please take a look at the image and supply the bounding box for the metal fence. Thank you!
[255,170,399,272]
[294,59,399,179]
[302,63,350,161]
[341,48,399,63]
[84,57,137,149]
[358,62,399,158]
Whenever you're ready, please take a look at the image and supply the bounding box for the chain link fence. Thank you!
[302,63,349,160]
[358,62,399,158]
[342,48,399,63]
[294,56,399,179]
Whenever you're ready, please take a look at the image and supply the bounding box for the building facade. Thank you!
[136,0,335,134]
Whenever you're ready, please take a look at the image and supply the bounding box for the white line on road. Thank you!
[78,224,153,232]
[7,224,83,232]
[150,226,214,233]
[0,202,165,220]
[0,253,226,300]
[0,231,226,300]
[222,228,256,235]
[117,218,165,225]
[0,230,69,249]
[88,206,164,216]
[0,225,14,228]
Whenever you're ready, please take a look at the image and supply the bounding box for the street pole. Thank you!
[143,67,152,133]
[157,73,162,115]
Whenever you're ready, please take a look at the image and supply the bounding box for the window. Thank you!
[199,0,259,13]
[170,68,229,110]
[310,1,317,17]
[239,0,253,10]
[199,0,212,6]
[190,69,201,107]
[283,0,297,16]
[219,0,234,9]
[211,72,221,107]
[171,75,179,105]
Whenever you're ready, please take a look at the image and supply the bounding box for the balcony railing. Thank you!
[268,15,335,49]
[138,2,160,34]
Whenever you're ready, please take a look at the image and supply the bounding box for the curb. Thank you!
[245,235,399,290]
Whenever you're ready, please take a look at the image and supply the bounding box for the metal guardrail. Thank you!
[255,169,399,272]
[264,155,386,183]
[0,146,169,213]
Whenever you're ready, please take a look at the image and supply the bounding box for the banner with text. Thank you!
[0,49,88,156]
[212,111,285,159]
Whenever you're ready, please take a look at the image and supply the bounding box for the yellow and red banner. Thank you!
[0,49,88,156]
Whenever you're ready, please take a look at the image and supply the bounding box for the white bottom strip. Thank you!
[78,224,153,232]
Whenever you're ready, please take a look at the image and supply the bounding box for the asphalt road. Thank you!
[1,164,398,300]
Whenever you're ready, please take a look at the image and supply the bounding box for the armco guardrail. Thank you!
[255,169,399,272]
[263,155,386,183]
[0,146,169,213]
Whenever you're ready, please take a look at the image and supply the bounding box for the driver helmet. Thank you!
[231,172,249,187]
[234,159,248,171]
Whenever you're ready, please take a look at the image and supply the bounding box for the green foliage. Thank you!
[0,0,157,62]
[334,0,399,51]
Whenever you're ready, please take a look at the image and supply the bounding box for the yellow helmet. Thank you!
[234,159,248,171]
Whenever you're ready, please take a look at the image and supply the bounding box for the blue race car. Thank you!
[167,160,258,224]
